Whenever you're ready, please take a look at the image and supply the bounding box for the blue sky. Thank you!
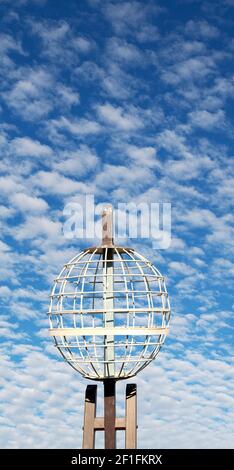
[0,0,233,448]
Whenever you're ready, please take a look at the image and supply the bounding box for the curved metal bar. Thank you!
[50,326,169,336]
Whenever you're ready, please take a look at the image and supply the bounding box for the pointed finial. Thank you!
[102,205,114,247]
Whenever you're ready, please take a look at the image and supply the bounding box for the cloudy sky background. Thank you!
[0,0,233,448]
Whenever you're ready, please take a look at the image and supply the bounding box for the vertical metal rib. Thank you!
[103,247,115,377]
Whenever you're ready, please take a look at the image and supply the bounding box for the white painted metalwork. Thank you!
[49,246,171,380]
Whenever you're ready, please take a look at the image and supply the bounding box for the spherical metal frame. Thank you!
[49,246,170,380]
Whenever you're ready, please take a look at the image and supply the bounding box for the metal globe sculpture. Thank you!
[49,209,170,380]
[48,206,171,449]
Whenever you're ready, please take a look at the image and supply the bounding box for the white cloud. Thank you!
[188,109,225,129]
[0,340,233,448]
[29,20,70,60]
[0,176,23,194]
[211,258,234,277]
[0,315,26,340]
[4,67,79,121]
[190,246,205,256]
[0,240,11,252]
[4,68,54,120]
[0,286,11,296]
[0,205,14,218]
[176,208,234,251]
[126,145,158,167]
[32,170,92,195]
[169,261,196,276]
[156,130,190,157]
[107,37,143,63]
[29,19,93,63]
[50,116,101,136]
[97,103,143,130]
[101,63,136,99]
[95,163,154,193]
[72,36,93,53]
[156,129,215,180]
[167,155,213,180]
[135,24,159,42]
[177,208,218,228]
[54,145,99,176]
[10,193,48,213]
[11,137,52,157]
[75,61,135,100]
[206,223,234,247]
[13,215,62,241]
[0,33,25,71]
[207,163,234,206]
[105,1,146,32]
[167,237,186,253]
[161,56,216,85]
[56,84,80,107]
[185,20,220,39]
[104,1,162,35]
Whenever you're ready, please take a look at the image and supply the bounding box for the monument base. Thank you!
[82,381,137,449]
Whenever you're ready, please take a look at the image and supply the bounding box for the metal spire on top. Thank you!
[102,204,114,247]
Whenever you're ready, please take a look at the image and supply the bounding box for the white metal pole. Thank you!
[102,206,115,377]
